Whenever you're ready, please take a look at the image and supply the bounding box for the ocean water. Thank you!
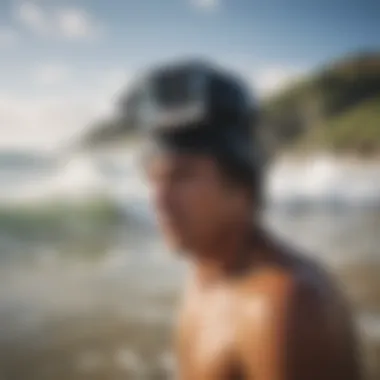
[0,150,379,379]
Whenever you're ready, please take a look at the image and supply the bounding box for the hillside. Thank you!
[262,52,380,156]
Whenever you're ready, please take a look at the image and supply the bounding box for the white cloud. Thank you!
[55,8,100,40]
[0,28,19,47]
[250,66,306,98]
[14,2,102,40]
[32,63,71,85]
[190,0,220,11]
[16,2,49,35]
[100,69,132,103]
[0,93,105,151]
[0,68,131,151]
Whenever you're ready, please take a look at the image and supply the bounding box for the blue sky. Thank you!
[0,0,379,150]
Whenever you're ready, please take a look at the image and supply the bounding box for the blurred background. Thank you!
[0,0,380,379]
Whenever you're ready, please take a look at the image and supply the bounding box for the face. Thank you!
[145,151,246,253]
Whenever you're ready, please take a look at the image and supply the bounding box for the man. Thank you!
[129,61,362,379]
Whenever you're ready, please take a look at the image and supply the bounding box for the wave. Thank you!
[267,155,380,206]
[1,150,380,209]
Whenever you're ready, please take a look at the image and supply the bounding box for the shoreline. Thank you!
[273,150,380,166]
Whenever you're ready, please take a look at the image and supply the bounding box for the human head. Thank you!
[132,60,263,253]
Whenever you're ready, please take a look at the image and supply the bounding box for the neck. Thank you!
[191,221,265,287]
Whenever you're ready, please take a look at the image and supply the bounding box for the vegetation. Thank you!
[262,51,380,156]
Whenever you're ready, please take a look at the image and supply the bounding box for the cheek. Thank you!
[177,180,225,225]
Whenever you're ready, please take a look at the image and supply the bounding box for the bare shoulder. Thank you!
[238,242,346,311]
[235,244,363,380]
[236,242,354,338]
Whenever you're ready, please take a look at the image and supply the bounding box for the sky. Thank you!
[0,0,379,151]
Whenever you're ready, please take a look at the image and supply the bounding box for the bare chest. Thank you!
[176,289,243,380]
